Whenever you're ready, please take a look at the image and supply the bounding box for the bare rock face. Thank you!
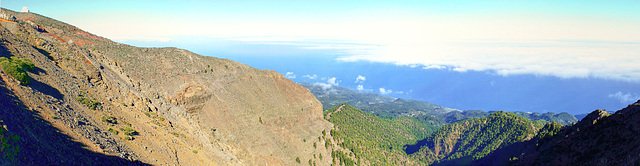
[0,9,333,165]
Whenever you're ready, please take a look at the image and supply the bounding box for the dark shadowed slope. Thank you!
[0,74,149,165]
[515,101,640,165]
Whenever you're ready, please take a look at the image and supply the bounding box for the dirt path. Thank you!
[325,105,345,119]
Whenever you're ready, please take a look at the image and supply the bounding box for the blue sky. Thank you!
[4,0,639,114]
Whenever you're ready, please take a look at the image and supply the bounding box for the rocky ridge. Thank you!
[515,101,640,165]
[0,9,333,165]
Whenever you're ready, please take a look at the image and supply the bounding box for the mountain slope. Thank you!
[409,111,541,165]
[301,82,578,125]
[299,82,457,121]
[298,82,396,110]
[0,9,333,165]
[324,104,434,165]
[516,102,640,165]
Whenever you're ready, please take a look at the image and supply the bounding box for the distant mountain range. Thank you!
[299,82,579,125]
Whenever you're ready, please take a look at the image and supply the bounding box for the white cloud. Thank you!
[379,88,392,95]
[423,65,446,70]
[327,77,340,86]
[336,40,640,82]
[312,76,340,90]
[608,91,640,104]
[303,74,318,80]
[355,75,366,83]
[313,82,332,90]
[356,84,373,92]
[285,72,296,79]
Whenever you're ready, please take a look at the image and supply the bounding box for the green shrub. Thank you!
[0,124,20,162]
[296,157,301,164]
[107,127,119,135]
[151,119,163,126]
[101,114,117,124]
[0,57,34,85]
[144,111,157,117]
[15,57,35,71]
[120,126,136,136]
[192,150,198,154]
[76,96,100,110]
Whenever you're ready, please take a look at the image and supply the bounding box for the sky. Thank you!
[4,0,639,114]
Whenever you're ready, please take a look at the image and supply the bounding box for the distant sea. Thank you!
[122,36,640,115]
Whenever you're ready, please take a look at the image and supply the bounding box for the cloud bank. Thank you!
[335,40,640,82]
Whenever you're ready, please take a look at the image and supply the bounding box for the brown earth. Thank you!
[0,9,335,165]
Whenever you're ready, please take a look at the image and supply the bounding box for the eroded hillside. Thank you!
[0,9,333,165]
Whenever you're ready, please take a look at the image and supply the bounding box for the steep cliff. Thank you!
[0,9,333,165]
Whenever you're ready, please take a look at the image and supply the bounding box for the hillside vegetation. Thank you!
[323,104,552,165]
[324,104,435,165]
[409,111,541,165]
